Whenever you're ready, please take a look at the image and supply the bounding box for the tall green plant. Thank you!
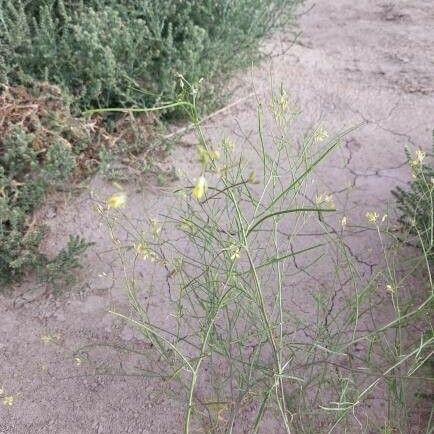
[96,81,433,432]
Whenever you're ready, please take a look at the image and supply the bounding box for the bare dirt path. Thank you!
[1,1,433,433]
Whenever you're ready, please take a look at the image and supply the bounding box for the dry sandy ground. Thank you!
[1,0,433,433]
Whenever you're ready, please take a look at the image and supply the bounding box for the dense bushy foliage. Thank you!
[0,0,299,112]
[393,141,433,263]
[0,85,93,285]
[0,0,299,285]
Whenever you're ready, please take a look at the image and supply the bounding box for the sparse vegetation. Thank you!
[98,82,433,432]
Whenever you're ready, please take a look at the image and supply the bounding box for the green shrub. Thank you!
[393,140,433,264]
[0,85,92,286]
[0,0,299,112]
[38,235,93,290]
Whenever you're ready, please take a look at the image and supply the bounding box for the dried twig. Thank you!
[162,93,255,140]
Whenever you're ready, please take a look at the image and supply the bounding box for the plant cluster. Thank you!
[393,140,434,265]
[0,84,94,285]
[98,83,433,432]
[0,0,299,288]
[1,0,300,113]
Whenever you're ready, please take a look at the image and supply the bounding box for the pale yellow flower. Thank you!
[315,193,334,208]
[2,396,14,406]
[197,145,220,165]
[106,192,127,209]
[415,149,426,164]
[270,89,289,124]
[192,176,208,200]
[366,211,379,223]
[211,149,221,160]
[386,284,395,294]
[409,149,426,168]
[74,357,82,366]
[134,241,158,262]
[221,137,235,151]
[341,216,347,227]
[314,127,328,143]
[228,245,241,260]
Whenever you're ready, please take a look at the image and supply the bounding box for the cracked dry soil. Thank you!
[1,0,433,433]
